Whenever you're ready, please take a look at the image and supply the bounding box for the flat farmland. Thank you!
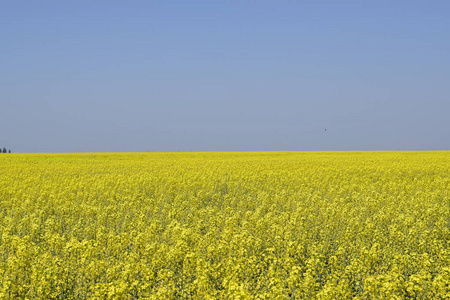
[0,152,449,299]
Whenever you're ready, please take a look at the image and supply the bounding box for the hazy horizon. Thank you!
[2,1,449,153]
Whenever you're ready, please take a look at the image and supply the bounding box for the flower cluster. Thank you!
[0,151,449,299]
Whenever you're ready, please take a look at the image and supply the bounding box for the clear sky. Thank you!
[1,1,449,153]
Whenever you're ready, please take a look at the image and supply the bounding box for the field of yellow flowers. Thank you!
[0,151,449,299]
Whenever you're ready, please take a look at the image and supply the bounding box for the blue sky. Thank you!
[1,1,449,152]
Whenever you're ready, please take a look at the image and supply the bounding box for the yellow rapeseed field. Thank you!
[0,151,449,299]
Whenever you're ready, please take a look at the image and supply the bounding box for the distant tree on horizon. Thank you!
[8,150,11,153]
[2,148,6,153]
